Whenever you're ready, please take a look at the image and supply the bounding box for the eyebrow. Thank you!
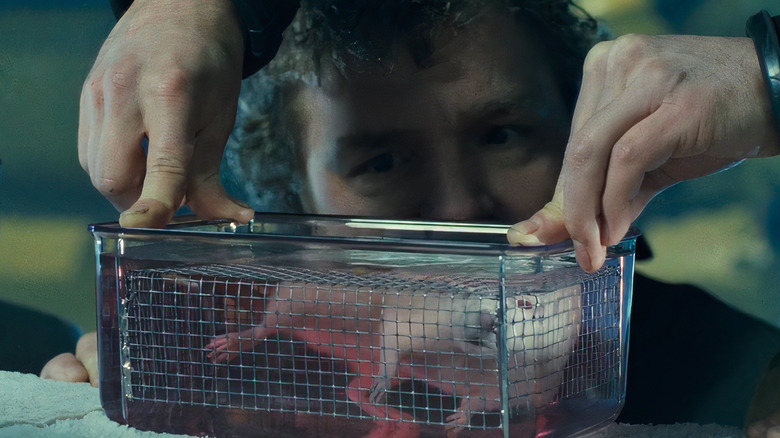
[330,91,547,164]
[460,91,543,124]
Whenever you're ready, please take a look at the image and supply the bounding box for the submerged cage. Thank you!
[92,214,638,438]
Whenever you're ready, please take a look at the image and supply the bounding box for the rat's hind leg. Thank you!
[445,382,502,438]
[369,309,403,404]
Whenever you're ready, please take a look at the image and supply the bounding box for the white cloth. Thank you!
[0,371,746,437]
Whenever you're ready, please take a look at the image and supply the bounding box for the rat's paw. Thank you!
[444,412,469,438]
[369,377,390,404]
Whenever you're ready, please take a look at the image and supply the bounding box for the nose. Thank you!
[419,164,497,222]
[421,187,494,221]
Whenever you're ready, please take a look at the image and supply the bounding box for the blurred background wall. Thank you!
[1,0,779,340]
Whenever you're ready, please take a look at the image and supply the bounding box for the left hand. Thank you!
[40,332,99,387]
[748,411,780,438]
[508,34,780,272]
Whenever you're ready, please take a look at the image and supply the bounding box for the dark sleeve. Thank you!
[109,0,133,19]
[0,300,82,375]
[617,274,780,427]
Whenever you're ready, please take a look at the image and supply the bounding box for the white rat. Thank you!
[368,284,582,435]
[203,273,581,436]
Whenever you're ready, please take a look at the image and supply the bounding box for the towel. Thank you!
[0,371,746,437]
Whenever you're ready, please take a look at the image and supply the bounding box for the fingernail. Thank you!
[573,240,594,273]
[231,198,252,209]
[507,219,542,245]
[121,205,150,217]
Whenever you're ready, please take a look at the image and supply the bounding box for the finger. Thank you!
[599,109,680,246]
[92,69,148,211]
[78,77,96,174]
[75,332,99,387]
[186,125,254,223]
[39,353,89,383]
[120,92,196,228]
[569,41,611,134]
[560,83,663,272]
[81,74,106,179]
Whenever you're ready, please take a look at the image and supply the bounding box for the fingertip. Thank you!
[40,353,89,384]
[119,198,177,228]
[230,198,255,224]
[574,240,607,273]
[507,219,543,246]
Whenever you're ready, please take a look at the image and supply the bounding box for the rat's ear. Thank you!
[517,298,535,310]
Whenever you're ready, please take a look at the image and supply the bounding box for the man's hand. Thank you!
[509,35,780,272]
[79,0,254,227]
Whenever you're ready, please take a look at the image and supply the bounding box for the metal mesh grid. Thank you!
[120,263,622,432]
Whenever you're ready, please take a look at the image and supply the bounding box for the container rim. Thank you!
[89,212,641,257]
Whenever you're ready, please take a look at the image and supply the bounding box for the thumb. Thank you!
[507,190,570,246]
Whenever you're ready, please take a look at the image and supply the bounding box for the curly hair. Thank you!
[223,0,603,213]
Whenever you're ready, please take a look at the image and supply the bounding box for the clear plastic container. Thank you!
[92,213,638,438]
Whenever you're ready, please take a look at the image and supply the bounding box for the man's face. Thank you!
[296,10,571,223]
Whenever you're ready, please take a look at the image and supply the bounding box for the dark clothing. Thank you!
[0,300,82,375]
[618,274,780,427]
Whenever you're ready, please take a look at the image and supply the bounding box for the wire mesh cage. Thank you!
[93,214,636,438]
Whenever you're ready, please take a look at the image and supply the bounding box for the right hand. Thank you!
[508,34,780,272]
[79,0,254,227]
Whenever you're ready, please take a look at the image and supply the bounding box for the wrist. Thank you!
[746,10,780,155]
[109,0,299,79]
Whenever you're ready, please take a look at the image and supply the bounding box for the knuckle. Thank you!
[85,77,104,107]
[583,40,611,73]
[564,137,594,170]
[142,68,192,101]
[610,141,640,165]
[108,67,137,92]
[611,34,651,61]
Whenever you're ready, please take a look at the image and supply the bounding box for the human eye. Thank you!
[347,151,403,177]
[480,125,531,146]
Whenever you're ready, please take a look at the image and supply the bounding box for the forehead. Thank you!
[304,9,562,134]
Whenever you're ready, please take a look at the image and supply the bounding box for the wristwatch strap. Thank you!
[746,10,780,134]
[229,0,300,78]
[108,0,299,78]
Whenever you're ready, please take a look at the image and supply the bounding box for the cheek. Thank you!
[302,162,361,215]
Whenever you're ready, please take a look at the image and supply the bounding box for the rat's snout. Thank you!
[480,312,498,333]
